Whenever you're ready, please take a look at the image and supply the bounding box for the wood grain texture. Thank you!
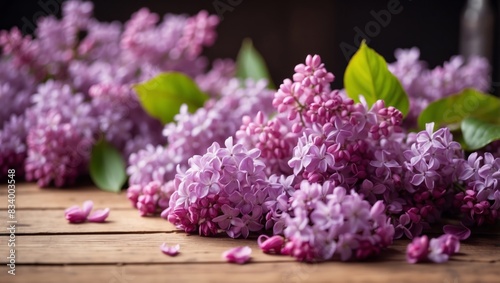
[1,182,500,282]
[0,209,178,235]
[0,233,294,264]
[1,261,499,283]
[0,183,130,209]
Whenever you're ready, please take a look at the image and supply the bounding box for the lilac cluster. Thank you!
[281,181,394,262]
[0,0,222,185]
[164,137,271,237]
[24,81,97,187]
[454,152,500,226]
[377,123,464,239]
[389,48,490,127]
[127,181,174,216]
[126,78,274,215]
[406,234,460,263]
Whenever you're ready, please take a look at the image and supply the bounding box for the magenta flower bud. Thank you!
[257,235,285,254]
[87,208,110,223]
[406,235,429,264]
[160,243,180,256]
[222,246,252,264]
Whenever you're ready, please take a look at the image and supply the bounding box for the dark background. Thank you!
[1,0,498,90]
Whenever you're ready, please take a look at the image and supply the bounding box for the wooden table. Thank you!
[1,183,499,283]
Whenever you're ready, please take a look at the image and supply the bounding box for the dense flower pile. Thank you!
[150,53,497,262]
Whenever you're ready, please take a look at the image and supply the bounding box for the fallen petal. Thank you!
[222,246,252,264]
[82,200,94,217]
[87,208,110,223]
[65,207,87,223]
[257,235,284,254]
[65,205,81,214]
[443,224,471,240]
[160,243,180,256]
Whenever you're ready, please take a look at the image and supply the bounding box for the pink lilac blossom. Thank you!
[0,115,28,178]
[277,182,394,262]
[65,200,109,223]
[24,81,97,187]
[406,234,460,264]
[453,152,500,227]
[164,137,271,238]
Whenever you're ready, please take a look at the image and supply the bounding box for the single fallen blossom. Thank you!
[406,235,430,263]
[65,200,110,223]
[87,208,110,223]
[65,200,94,223]
[257,235,285,254]
[160,243,180,256]
[222,246,252,264]
[407,234,460,264]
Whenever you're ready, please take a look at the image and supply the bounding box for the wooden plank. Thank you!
[1,261,499,283]
[2,233,499,265]
[0,233,294,264]
[0,183,131,209]
[0,209,177,235]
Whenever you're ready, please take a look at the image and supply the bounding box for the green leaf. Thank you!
[134,72,209,124]
[89,139,127,193]
[344,41,409,116]
[461,117,500,150]
[236,38,274,88]
[418,88,500,130]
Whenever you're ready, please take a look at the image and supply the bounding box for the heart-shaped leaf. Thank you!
[236,38,274,88]
[344,41,409,116]
[418,88,500,130]
[134,72,209,124]
[461,117,500,150]
[89,139,127,193]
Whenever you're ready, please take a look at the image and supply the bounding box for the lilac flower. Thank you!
[222,246,252,264]
[160,243,180,256]
[407,234,460,264]
[0,115,28,178]
[165,137,271,238]
[24,81,97,187]
[282,181,394,262]
[406,235,429,263]
[65,200,106,223]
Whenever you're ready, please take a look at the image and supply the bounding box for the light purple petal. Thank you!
[443,224,471,240]
[87,208,110,223]
[222,246,252,264]
[160,243,180,256]
[257,235,284,254]
[65,207,87,223]
[82,200,94,217]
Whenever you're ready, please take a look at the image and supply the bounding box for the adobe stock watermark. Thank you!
[340,0,412,61]
[212,0,244,21]
[20,0,64,34]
